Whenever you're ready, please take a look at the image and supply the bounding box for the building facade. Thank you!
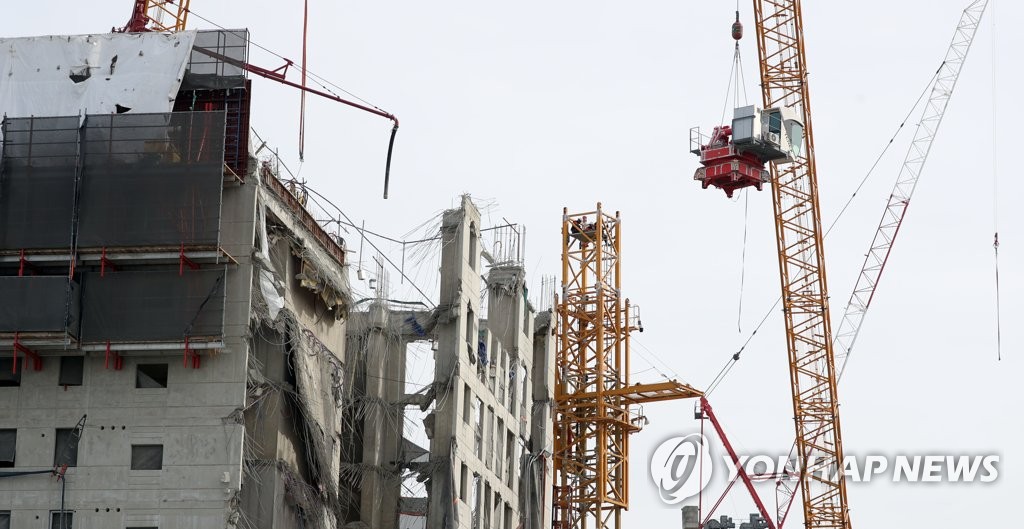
[0,29,552,529]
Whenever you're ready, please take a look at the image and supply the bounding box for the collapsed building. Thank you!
[0,28,553,529]
[343,196,554,529]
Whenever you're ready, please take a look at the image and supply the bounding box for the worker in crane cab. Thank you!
[690,105,803,197]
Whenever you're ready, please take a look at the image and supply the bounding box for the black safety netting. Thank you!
[0,276,80,335]
[80,268,226,343]
[0,111,226,252]
[77,112,225,248]
[0,116,80,250]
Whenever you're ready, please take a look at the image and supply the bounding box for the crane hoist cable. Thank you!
[718,11,750,130]
[991,0,1002,361]
[713,8,755,334]
[299,0,309,162]
[738,189,749,333]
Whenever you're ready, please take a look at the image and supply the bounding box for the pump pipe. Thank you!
[191,46,400,198]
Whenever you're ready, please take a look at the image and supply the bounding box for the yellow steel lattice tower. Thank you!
[124,0,191,32]
[553,204,701,529]
[752,1,851,527]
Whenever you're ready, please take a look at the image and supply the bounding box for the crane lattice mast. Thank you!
[751,1,851,527]
[552,205,701,529]
[122,0,190,32]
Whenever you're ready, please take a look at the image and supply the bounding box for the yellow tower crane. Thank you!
[752,2,851,527]
[121,0,190,32]
[692,1,851,526]
[553,205,703,529]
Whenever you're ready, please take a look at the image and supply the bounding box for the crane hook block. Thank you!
[732,11,743,41]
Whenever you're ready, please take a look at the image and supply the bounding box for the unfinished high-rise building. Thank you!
[0,28,553,529]
[342,196,554,529]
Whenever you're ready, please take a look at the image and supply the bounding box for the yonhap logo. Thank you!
[650,433,713,504]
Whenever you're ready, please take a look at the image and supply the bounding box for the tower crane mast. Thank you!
[553,206,702,529]
[766,4,991,526]
[753,1,851,526]
[121,0,190,33]
[692,2,854,526]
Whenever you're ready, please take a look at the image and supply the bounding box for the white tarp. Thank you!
[0,31,197,119]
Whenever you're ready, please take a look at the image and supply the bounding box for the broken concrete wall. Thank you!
[241,175,350,529]
[419,196,552,529]
[340,302,438,529]
[526,310,555,529]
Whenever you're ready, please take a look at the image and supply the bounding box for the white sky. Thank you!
[7,1,1021,526]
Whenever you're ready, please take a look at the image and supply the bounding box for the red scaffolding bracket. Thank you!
[104,341,123,371]
[18,250,37,277]
[183,337,201,369]
[52,463,69,481]
[100,247,118,277]
[12,333,43,373]
[179,243,199,276]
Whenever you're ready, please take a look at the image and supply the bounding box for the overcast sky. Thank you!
[8,1,1020,526]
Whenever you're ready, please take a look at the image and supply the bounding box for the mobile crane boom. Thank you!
[834,0,989,379]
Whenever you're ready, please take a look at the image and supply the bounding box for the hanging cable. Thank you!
[299,0,309,161]
[734,44,741,109]
[717,8,750,333]
[994,234,1001,361]
[991,0,1002,361]
[737,189,749,333]
[718,10,747,126]
[718,56,736,128]
[731,10,748,109]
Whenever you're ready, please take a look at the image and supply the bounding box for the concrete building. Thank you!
[0,28,553,529]
[422,196,553,529]
[341,196,554,529]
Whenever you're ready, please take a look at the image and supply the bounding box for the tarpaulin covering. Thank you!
[0,276,80,336]
[80,268,225,343]
[0,31,197,120]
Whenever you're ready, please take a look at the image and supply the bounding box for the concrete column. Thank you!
[428,196,481,529]
[359,303,405,529]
